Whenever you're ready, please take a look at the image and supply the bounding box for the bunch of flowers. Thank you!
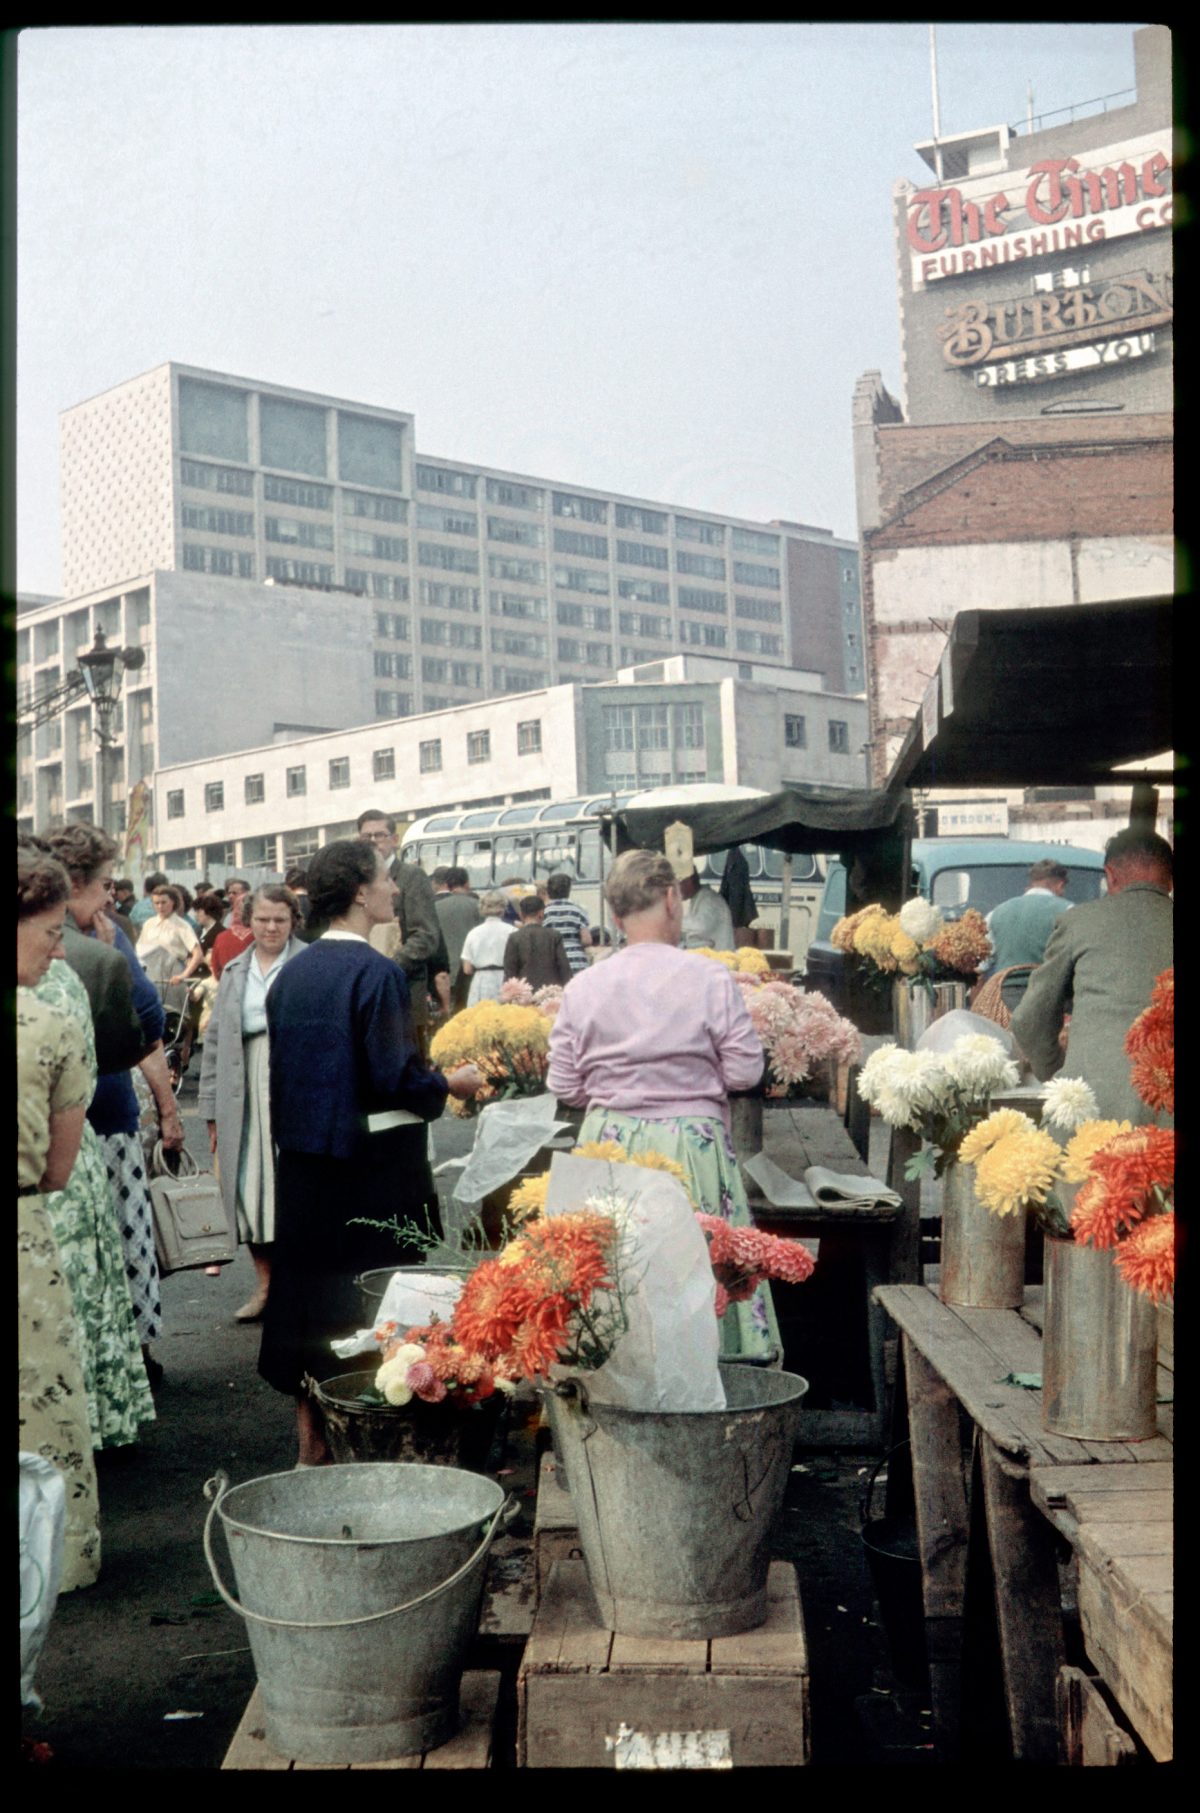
[506,1143,696,1225]
[450,1205,627,1377]
[735,976,860,1096]
[831,898,991,993]
[857,1033,1020,1178]
[694,1214,816,1317]
[373,1318,519,1409]
[498,979,566,1018]
[1125,967,1173,1117]
[958,978,1175,1303]
[430,1001,551,1116]
[692,946,771,975]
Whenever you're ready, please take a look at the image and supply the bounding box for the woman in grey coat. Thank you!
[198,885,306,1322]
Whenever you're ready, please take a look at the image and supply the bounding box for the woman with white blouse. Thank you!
[198,886,306,1322]
[459,890,515,1006]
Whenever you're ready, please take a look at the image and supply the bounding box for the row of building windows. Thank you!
[783,714,852,754]
[182,544,256,578]
[181,464,412,526]
[602,703,705,753]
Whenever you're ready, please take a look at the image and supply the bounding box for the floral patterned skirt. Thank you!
[18,1193,101,1592]
[578,1107,780,1362]
[44,1123,155,1448]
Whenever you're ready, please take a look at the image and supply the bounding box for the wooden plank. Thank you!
[1057,1666,1139,1767]
[1076,1520,1172,1562]
[902,1334,969,1762]
[222,1677,499,1771]
[709,1564,808,1676]
[522,1557,612,1673]
[608,1631,708,1673]
[520,1670,810,1769]
[1077,1556,1172,1761]
[1031,1460,1173,1512]
[534,1454,585,1599]
[1061,1491,1172,1524]
[978,1433,1065,1764]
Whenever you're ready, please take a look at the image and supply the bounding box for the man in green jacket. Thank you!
[1011,828,1173,1123]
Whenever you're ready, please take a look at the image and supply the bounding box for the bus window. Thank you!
[460,809,501,828]
[538,801,582,822]
[535,830,577,879]
[705,849,728,877]
[417,840,457,872]
[577,826,600,882]
[494,833,533,878]
[761,849,820,882]
[458,841,494,890]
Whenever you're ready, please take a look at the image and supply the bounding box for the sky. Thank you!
[16,21,1144,598]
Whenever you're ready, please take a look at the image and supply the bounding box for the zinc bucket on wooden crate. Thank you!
[543,1361,808,1639]
[1042,1236,1158,1441]
[892,979,967,1049]
[203,1464,512,1764]
[308,1367,505,1470]
[939,1158,1025,1309]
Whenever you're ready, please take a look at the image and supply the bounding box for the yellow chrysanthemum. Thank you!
[571,1140,627,1163]
[568,1142,695,1205]
[735,947,770,974]
[853,912,901,972]
[507,1174,550,1223]
[693,946,738,969]
[1061,1119,1134,1183]
[972,1126,1062,1218]
[959,1108,1039,1168]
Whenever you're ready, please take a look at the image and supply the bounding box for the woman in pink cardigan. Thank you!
[547,849,778,1359]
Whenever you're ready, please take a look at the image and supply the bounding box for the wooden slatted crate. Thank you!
[221,1672,500,1771]
[518,1559,809,1769]
[533,1451,584,1601]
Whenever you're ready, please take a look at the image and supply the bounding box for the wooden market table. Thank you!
[875,1282,1173,1764]
[742,1102,913,1445]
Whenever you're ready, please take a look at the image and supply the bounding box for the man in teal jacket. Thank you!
[979,858,1073,990]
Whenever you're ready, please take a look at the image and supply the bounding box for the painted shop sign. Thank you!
[939,268,1172,368]
[907,131,1172,288]
[973,331,1157,388]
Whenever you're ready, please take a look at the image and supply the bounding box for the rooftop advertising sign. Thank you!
[907,132,1172,289]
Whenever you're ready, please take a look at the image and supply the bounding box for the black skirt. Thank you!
[257,1124,441,1396]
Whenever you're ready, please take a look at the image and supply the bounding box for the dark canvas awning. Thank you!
[886,596,1173,791]
[617,783,910,858]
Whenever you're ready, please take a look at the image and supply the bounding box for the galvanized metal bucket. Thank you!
[203,1465,512,1764]
[543,1361,808,1639]
[309,1368,505,1471]
[939,1157,1025,1309]
[1042,1236,1158,1441]
[892,979,967,1049]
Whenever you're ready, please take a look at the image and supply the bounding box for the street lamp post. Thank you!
[76,629,145,840]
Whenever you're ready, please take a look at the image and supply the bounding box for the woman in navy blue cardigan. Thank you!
[258,839,479,1465]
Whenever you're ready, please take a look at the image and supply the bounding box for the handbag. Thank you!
[148,1140,236,1274]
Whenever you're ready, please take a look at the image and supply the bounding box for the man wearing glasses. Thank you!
[355,809,441,1053]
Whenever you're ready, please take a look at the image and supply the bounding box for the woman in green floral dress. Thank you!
[36,958,155,1448]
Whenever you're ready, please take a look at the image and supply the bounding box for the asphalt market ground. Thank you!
[26,1073,937,1770]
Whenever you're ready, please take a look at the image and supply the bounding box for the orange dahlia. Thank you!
[1113,1211,1175,1303]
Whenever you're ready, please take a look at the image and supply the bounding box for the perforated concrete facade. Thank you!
[60,367,176,598]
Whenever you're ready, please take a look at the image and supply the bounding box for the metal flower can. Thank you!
[939,1157,1025,1309]
[1042,1236,1158,1441]
[892,979,967,1049]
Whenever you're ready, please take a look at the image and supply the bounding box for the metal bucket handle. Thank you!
[859,1439,909,1528]
[201,1472,518,1630]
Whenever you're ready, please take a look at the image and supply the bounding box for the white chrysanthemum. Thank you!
[945,1034,1020,1096]
[859,1045,950,1127]
[898,897,943,944]
[1041,1075,1100,1136]
[376,1342,425,1406]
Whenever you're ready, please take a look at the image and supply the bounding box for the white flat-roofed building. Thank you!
[148,662,868,883]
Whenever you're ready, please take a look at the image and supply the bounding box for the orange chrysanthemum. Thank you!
[1069,1126,1174,1248]
[1125,968,1174,1115]
[1113,1212,1175,1303]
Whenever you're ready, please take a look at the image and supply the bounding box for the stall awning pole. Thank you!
[779,852,793,957]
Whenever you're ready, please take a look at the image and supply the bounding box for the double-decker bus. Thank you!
[399,788,825,957]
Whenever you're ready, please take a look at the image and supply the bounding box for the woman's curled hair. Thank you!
[249,883,302,930]
[604,849,677,920]
[306,840,382,922]
[18,844,72,920]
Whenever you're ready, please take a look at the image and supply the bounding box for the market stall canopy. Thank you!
[617,781,910,858]
[886,596,1173,791]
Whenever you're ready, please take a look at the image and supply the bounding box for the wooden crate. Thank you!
[222,1672,500,1771]
[518,1559,809,1769]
